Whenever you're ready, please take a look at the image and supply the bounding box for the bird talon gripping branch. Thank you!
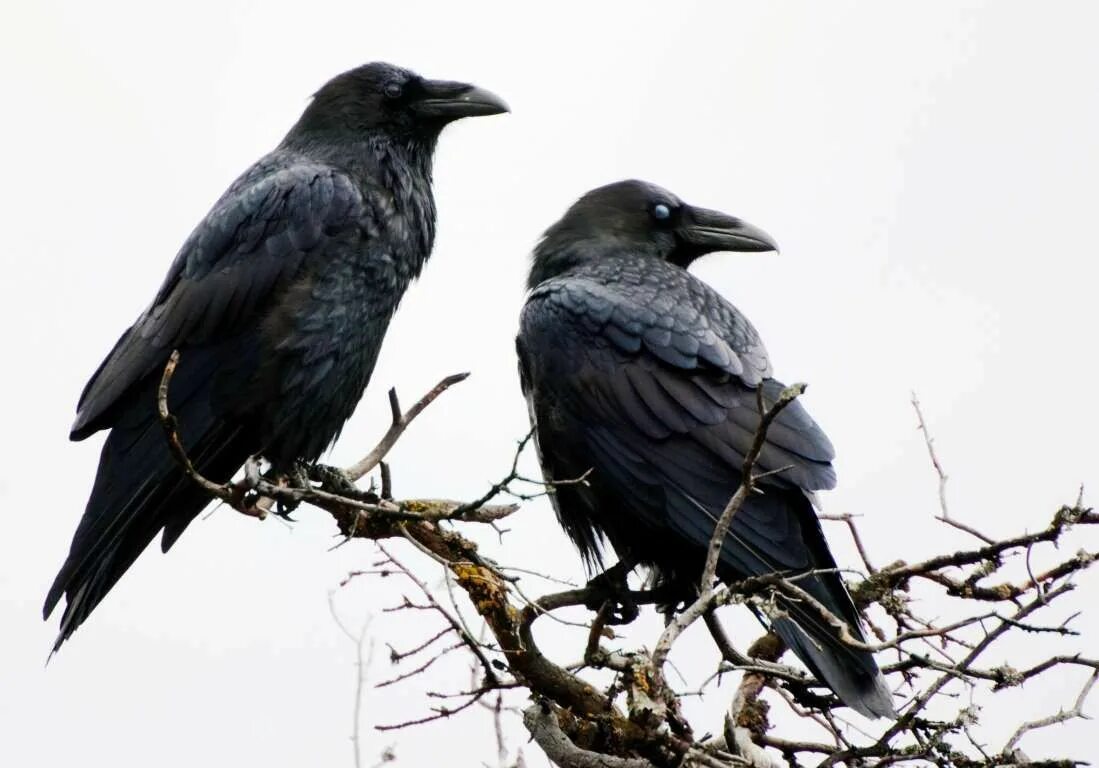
[307,463,359,496]
[583,563,640,625]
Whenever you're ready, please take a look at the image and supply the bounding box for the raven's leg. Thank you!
[257,461,350,520]
[305,462,383,505]
[584,559,640,625]
[254,463,307,520]
[307,462,358,494]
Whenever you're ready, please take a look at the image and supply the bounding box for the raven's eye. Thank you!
[652,203,672,221]
[384,82,403,100]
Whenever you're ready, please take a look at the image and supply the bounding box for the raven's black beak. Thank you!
[413,80,510,120]
[678,206,779,254]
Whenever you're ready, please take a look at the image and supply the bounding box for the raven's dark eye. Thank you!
[652,203,672,221]
[384,82,403,99]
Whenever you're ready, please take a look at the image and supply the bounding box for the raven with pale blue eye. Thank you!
[527,179,776,285]
[518,179,896,719]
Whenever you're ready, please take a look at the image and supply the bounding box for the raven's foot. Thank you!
[306,462,380,503]
[305,462,355,494]
[583,561,639,625]
[783,679,841,713]
[224,458,290,520]
[650,581,691,624]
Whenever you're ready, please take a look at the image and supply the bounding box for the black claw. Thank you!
[307,462,357,494]
[272,498,300,521]
[583,562,639,625]
[783,679,841,712]
[610,600,640,625]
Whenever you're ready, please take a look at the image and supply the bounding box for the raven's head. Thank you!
[530,180,777,288]
[290,62,508,141]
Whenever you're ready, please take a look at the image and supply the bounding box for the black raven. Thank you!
[45,62,507,650]
[517,180,895,718]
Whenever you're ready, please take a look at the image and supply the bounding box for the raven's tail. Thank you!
[755,504,895,719]
[770,612,895,719]
[44,373,249,652]
[716,490,896,719]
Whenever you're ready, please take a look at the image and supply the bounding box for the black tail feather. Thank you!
[735,495,897,719]
[696,489,897,719]
[45,360,251,651]
[770,605,895,719]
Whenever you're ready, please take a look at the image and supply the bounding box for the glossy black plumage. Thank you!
[517,180,895,718]
[45,62,506,650]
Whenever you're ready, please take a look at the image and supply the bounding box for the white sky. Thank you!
[2,1,1098,765]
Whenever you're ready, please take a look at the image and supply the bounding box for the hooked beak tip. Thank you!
[415,83,509,119]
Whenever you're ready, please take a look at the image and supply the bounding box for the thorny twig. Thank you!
[157,350,262,515]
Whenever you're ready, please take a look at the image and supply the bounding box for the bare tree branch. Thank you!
[523,703,658,768]
[154,353,1099,768]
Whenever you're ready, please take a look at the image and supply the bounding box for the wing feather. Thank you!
[522,275,834,494]
[71,164,362,439]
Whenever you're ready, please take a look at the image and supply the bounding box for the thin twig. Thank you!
[700,383,806,594]
[1002,669,1098,755]
[820,513,878,574]
[376,542,499,688]
[912,393,995,545]
[329,593,374,768]
[345,373,470,482]
[157,350,262,516]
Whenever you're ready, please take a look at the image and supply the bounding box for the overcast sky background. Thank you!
[2,1,1098,765]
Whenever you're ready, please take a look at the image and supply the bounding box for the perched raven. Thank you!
[45,62,507,650]
[517,180,895,718]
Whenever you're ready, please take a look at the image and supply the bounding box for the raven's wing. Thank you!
[46,162,364,646]
[521,271,834,482]
[71,162,363,439]
[519,271,836,575]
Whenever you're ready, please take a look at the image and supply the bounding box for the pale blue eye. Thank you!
[653,203,671,220]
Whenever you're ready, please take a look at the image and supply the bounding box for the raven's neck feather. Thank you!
[529,235,662,290]
[281,130,437,184]
[282,132,437,275]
